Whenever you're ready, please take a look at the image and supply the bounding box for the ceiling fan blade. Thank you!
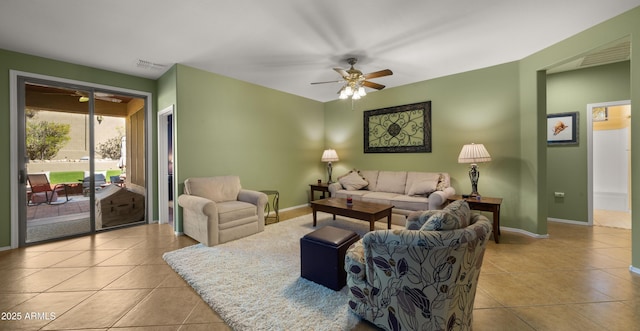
[310,80,343,85]
[363,80,386,90]
[364,69,393,79]
[333,68,349,78]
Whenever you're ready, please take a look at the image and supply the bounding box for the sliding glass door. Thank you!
[17,77,147,245]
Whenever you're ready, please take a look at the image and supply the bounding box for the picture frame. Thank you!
[592,106,608,122]
[547,112,578,145]
[364,101,431,153]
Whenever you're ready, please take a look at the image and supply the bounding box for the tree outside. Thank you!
[97,135,124,160]
[26,120,71,160]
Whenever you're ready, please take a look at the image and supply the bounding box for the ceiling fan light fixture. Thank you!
[358,86,367,96]
[352,92,361,100]
[344,85,353,96]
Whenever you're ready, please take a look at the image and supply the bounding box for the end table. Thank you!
[259,190,279,224]
[309,183,331,202]
[447,195,503,243]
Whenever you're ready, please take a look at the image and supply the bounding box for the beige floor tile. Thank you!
[98,248,167,266]
[573,301,640,330]
[95,237,148,250]
[48,265,134,291]
[1,209,639,330]
[511,305,606,330]
[3,267,86,293]
[184,301,224,324]
[1,291,94,330]
[105,264,175,289]
[50,249,124,267]
[178,323,232,331]
[473,288,502,309]
[472,308,535,330]
[110,327,178,331]
[114,287,202,327]
[17,250,85,268]
[42,289,150,330]
[0,293,38,310]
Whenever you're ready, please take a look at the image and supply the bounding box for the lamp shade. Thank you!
[321,149,339,162]
[458,143,491,164]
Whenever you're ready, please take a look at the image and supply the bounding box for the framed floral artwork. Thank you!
[364,101,431,153]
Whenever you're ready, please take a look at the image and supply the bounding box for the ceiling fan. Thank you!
[311,57,393,99]
[38,87,123,103]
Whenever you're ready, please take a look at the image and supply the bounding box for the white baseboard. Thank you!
[629,265,640,275]
[501,226,550,239]
[548,217,590,226]
[0,245,12,251]
[284,204,310,212]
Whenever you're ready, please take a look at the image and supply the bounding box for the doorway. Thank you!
[157,105,175,228]
[10,71,153,247]
[588,100,631,229]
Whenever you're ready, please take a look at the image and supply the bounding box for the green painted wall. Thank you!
[172,64,325,230]
[324,62,522,227]
[0,48,156,247]
[547,61,630,222]
[519,6,639,266]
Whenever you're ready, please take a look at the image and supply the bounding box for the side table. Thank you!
[260,190,280,224]
[447,195,503,243]
[309,183,330,202]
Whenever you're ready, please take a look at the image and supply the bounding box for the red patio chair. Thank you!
[27,173,69,205]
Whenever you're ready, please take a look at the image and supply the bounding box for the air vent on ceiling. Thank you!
[580,41,630,67]
[136,59,167,70]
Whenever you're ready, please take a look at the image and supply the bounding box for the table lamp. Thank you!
[321,149,339,183]
[458,143,491,197]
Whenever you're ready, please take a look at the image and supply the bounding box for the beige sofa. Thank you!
[328,170,455,223]
[177,176,267,246]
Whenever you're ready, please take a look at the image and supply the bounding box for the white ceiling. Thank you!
[1,0,639,102]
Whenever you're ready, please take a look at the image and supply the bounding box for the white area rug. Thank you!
[163,212,401,331]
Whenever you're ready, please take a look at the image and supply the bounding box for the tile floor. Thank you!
[1,207,639,330]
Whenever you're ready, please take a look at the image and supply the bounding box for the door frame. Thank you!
[157,105,175,228]
[586,99,631,226]
[9,70,154,248]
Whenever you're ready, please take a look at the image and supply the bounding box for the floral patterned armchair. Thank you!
[345,200,492,331]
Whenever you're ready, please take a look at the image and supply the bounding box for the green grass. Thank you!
[48,170,122,184]
[49,171,84,184]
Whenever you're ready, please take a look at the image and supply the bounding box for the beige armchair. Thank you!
[177,176,267,246]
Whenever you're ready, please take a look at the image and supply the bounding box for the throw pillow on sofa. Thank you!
[407,178,438,196]
[338,171,369,191]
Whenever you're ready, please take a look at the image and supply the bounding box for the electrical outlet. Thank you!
[554,192,565,198]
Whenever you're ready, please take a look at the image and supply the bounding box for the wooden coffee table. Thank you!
[310,197,393,231]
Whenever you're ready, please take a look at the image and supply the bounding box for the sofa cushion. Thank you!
[333,190,369,200]
[407,178,438,196]
[339,171,369,191]
[375,171,407,194]
[217,200,257,225]
[390,195,430,212]
[359,170,379,191]
[362,192,400,206]
[184,176,241,202]
[405,172,441,195]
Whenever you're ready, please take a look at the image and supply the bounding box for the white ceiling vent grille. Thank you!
[136,59,168,70]
[580,41,630,67]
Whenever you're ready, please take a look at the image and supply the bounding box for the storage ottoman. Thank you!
[300,226,360,290]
